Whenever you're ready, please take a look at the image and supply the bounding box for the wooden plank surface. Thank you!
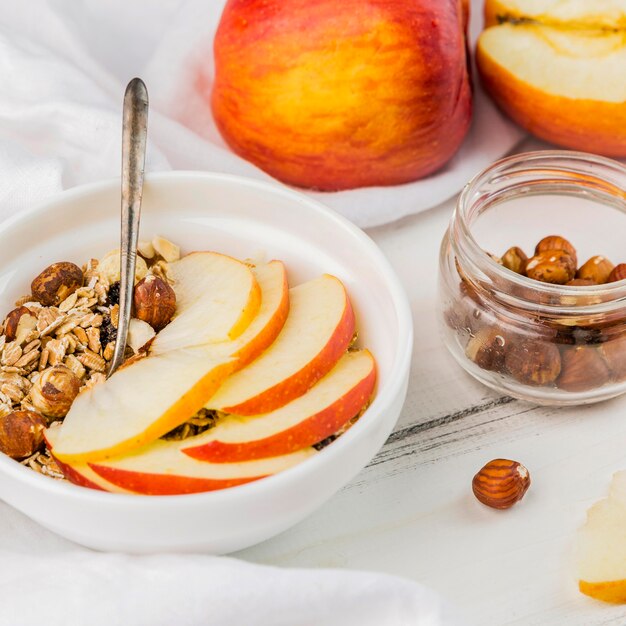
[237,195,626,625]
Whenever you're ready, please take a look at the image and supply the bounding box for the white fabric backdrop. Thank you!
[0,0,523,228]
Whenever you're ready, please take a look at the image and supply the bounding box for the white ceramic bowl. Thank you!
[0,172,412,553]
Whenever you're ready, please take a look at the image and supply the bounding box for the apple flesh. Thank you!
[477,2,626,155]
[88,443,315,495]
[50,448,132,493]
[150,251,261,354]
[577,471,626,603]
[206,274,355,416]
[226,261,289,369]
[184,349,376,462]
[210,0,472,190]
[48,262,289,464]
[484,0,626,29]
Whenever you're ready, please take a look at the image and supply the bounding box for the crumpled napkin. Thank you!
[0,0,523,228]
[0,501,463,626]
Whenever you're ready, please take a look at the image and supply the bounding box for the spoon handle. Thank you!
[108,78,149,378]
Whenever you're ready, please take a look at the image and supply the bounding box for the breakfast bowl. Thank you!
[0,172,412,553]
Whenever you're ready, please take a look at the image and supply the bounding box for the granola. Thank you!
[0,237,180,477]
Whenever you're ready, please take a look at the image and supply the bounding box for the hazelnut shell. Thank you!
[504,340,561,386]
[0,410,47,459]
[30,365,81,418]
[4,306,35,342]
[535,235,577,268]
[608,264,626,283]
[557,346,610,392]
[133,275,177,331]
[501,247,528,275]
[526,250,576,284]
[577,256,614,285]
[472,459,531,510]
[31,262,83,306]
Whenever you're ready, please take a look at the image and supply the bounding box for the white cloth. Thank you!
[0,502,461,626]
[0,0,523,228]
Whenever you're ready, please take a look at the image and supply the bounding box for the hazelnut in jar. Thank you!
[438,151,626,406]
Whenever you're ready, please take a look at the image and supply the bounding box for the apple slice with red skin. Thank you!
[184,350,375,462]
[206,274,355,416]
[86,441,315,496]
[48,261,288,465]
[226,261,289,369]
[150,251,262,354]
[52,453,132,493]
[47,425,310,496]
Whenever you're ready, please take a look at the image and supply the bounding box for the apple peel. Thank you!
[206,274,355,416]
[184,349,376,462]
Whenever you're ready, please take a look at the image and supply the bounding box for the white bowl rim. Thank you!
[0,171,413,508]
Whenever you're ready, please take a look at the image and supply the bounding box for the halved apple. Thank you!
[87,442,315,495]
[577,471,626,603]
[49,262,289,464]
[184,350,375,462]
[150,251,261,354]
[485,0,626,29]
[477,2,626,155]
[205,274,355,416]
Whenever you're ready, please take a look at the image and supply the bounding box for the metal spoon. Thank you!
[107,78,149,378]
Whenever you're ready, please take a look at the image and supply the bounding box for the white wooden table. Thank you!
[237,160,626,626]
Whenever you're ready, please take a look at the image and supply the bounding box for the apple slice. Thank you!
[50,347,234,464]
[577,471,626,603]
[477,21,626,155]
[184,350,375,462]
[150,251,261,354]
[206,274,355,416]
[49,262,289,464]
[225,260,289,369]
[87,442,315,495]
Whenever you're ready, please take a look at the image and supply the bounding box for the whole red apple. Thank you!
[211,0,472,191]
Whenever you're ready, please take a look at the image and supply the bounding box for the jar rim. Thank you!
[453,150,626,316]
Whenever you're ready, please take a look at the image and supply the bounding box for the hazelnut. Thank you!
[608,264,626,283]
[133,275,177,331]
[31,262,83,306]
[599,334,626,381]
[504,339,561,385]
[30,365,80,418]
[557,346,610,392]
[472,459,531,510]
[525,250,576,284]
[501,247,528,275]
[4,306,37,343]
[0,410,47,459]
[577,256,614,285]
[535,235,577,267]
[566,279,596,287]
[465,327,506,371]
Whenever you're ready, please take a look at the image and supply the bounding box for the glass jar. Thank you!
[438,151,626,405]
